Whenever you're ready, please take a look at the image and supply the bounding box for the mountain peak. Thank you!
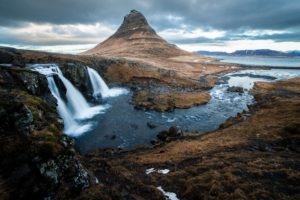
[112,10,156,38]
[82,10,192,58]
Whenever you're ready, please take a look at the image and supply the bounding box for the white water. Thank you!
[31,64,107,136]
[87,67,128,98]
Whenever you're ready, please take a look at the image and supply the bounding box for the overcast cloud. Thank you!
[0,0,300,53]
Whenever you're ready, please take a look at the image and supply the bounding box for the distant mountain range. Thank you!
[196,49,300,57]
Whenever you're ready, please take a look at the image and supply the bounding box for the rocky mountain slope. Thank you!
[82,10,191,58]
[82,10,234,80]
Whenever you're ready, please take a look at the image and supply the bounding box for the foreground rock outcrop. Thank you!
[0,67,96,199]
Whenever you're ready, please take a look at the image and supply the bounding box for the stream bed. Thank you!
[75,69,300,154]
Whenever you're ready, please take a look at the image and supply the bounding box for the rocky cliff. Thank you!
[0,67,96,199]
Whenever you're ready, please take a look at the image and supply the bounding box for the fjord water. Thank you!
[212,55,300,67]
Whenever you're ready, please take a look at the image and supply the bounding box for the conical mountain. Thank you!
[82,10,191,58]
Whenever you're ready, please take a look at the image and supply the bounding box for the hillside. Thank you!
[81,10,234,79]
[196,49,300,57]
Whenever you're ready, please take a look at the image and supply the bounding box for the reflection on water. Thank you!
[75,69,300,154]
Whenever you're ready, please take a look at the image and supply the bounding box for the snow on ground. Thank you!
[146,168,170,175]
[157,186,179,200]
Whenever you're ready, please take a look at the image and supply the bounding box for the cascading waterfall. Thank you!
[87,67,128,98]
[31,64,106,136]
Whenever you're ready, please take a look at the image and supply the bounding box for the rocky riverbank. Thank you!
[83,78,300,200]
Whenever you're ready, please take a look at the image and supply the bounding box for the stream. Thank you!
[75,68,300,154]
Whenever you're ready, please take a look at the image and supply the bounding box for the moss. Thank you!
[35,141,61,158]
[284,123,300,135]
[48,124,60,134]
[39,132,58,143]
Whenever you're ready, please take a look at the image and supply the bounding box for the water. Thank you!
[75,68,300,154]
[29,64,300,153]
[211,55,300,67]
[87,67,128,98]
[31,64,107,136]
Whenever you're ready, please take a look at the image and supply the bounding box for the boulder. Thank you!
[59,63,93,100]
[147,122,157,129]
[157,126,183,141]
[227,86,244,94]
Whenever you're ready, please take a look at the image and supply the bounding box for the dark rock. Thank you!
[53,74,67,101]
[113,10,156,39]
[227,86,244,94]
[150,140,157,145]
[0,67,50,97]
[157,126,183,141]
[0,49,14,63]
[147,122,157,129]
[284,123,300,134]
[111,135,117,140]
[0,48,25,67]
[36,154,91,189]
[13,105,34,136]
[60,63,93,100]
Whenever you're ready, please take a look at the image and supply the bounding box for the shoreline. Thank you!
[83,77,300,199]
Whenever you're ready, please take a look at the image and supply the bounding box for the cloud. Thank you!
[0,0,300,52]
[159,28,226,40]
[1,0,300,30]
[0,22,115,45]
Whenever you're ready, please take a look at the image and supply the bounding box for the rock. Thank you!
[227,86,244,94]
[60,63,93,100]
[37,154,91,189]
[38,160,60,184]
[147,122,157,129]
[157,126,183,141]
[15,69,50,96]
[111,135,117,140]
[13,105,33,136]
[53,74,67,101]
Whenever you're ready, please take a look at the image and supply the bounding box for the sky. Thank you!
[0,0,300,54]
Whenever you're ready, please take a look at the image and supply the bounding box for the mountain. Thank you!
[196,49,300,57]
[287,50,300,57]
[82,10,191,58]
[82,10,219,80]
[196,50,228,56]
[232,49,287,56]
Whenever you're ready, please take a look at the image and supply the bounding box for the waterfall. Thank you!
[31,64,106,136]
[87,67,110,98]
[87,67,128,98]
